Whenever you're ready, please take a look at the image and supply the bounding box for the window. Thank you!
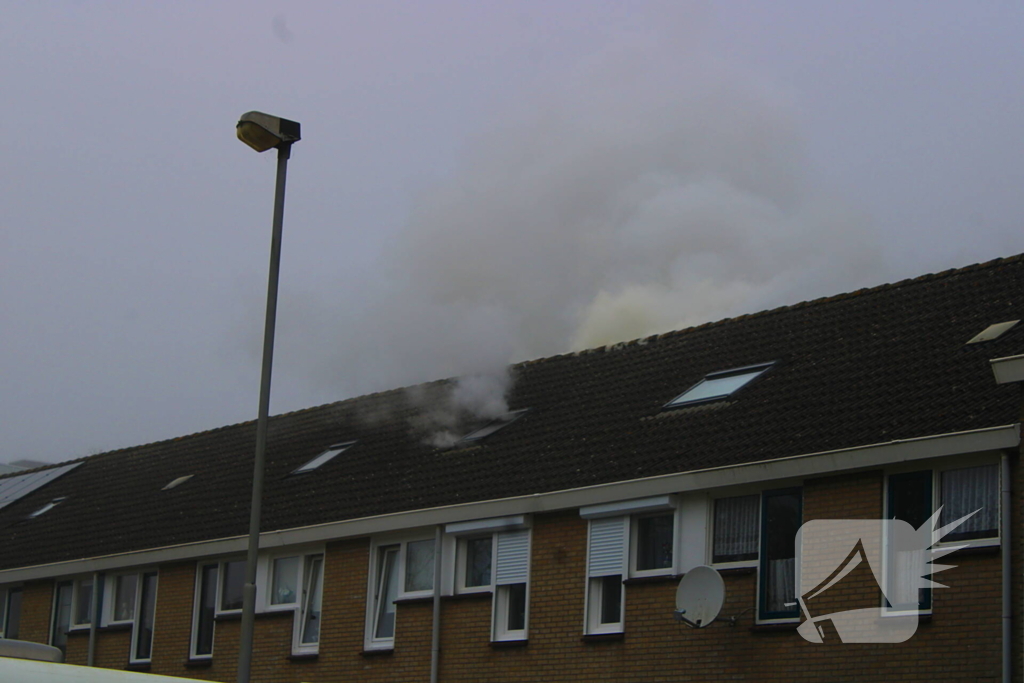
[492,530,530,641]
[758,488,801,621]
[884,463,1000,613]
[586,517,627,634]
[190,559,244,659]
[632,513,674,573]
[665,363,773,409]
[28,497,66,519]
[131,572,158,663]
[50,581,73,654]
[448,517,532,642]
[366,537,436,650]
[940,465,999,541]
[712,494,760,564]
[580,497,677,634]
[72,578,94,629]
[1,587,22,639]
[460,409,529,444]
[264,552,326,654]
[292,442,355,474]
[111,573,138,623]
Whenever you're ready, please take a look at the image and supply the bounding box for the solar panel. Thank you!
[0,463,81,511]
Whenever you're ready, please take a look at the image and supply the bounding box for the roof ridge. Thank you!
[522,252,1024,363]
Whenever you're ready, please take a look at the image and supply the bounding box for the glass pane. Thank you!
[220,561,245,611]
[465,537,493,587]
[506,582,526,632]
[52,582,73,651]
[713,495,760,563]
[113,574,138,622]
[599,575,622,625]
[374,547,399,639]
[300,556,324,645]
[669,368,767,406]
[5,588,22,639]
[74,580,93,625]
[761,489,801,617]
[636,514,673,570]
[195,565,218,656]
[404,539,435,593]
[940,465,998,540]
[134,573,157,661]
[271,556,300,605]
[889,471,932,528]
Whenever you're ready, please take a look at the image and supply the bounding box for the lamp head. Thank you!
[236,111,301,152]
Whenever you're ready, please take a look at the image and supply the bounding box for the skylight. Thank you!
[0,462,81,512]
[665,363,774,409]
[292,442,356,475]
[162,474,194,491]
[460,409,529,444]
[28,497,66,519]
[966,320,1019,344]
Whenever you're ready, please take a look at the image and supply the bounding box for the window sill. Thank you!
[490,639,528,649]
[945,543,1000,558]
[287,652,319,662]
[582,632,625,643]
[124,662,151,672]
[214,612,242,622]
[749,622,799,633]
[394,595,434,605]
[624,573,678,586]
[185,658,212,669]
[96,623,133,633]
[360,648,394,658]
[256,609,294,620]
[716,566,757,576]
[445,591,493,601]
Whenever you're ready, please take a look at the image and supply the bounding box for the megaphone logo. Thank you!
[795,509,975,644]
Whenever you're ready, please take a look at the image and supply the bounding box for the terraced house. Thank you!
[1,254,1024,682]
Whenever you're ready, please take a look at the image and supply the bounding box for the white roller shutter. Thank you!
[588,516,627,577]
[495,530,530,586]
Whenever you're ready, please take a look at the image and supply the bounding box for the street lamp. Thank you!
[234,110,300,683]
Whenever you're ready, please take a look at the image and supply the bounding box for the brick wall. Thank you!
[8,460,1017,682]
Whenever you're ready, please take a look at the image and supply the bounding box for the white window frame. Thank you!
[708,491,762,569]
[491,529,530,642]
[628,509,679,578]
[50,580,74,652]
[884,456,1002,550]
[68,577,95,631]
[129,571,159,664]
[188,557,244,660]
[0,586,22,639]
[96,570,158,663]
[454,534,496,595]
[580,496,677,634]
[584,516,627,635]
[364,533,436,651]
[190,562,220,660]
[257,549,327,655]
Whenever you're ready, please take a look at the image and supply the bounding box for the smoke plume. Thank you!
[284,27,884,438]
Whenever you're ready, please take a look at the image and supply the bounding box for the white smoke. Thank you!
[283,25,884,437]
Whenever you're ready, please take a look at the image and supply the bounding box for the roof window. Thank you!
[665,363,774,409]
[292,442,356,475]
[162,474,194,491]
[966,320,1019,344]
[460,409,529,444]
[28,497,66,519]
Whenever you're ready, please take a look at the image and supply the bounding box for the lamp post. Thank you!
[235,111,301,683]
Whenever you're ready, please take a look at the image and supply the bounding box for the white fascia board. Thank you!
[991,355,1024,384]
[445,515,526,536]
[1,424,1018,584]
[579,495,675,519]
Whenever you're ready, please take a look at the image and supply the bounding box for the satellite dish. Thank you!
[674,565,725,628]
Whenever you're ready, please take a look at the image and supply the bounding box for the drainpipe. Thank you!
[1002,453,1011,683]
[87,571,102,667]
[430,525,443,683]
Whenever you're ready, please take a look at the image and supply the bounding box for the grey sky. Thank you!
[2,1,1023,464]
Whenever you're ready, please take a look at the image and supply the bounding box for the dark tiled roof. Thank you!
[1,255,1022,571]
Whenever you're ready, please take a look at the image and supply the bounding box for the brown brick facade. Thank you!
[7,459,1018,682]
